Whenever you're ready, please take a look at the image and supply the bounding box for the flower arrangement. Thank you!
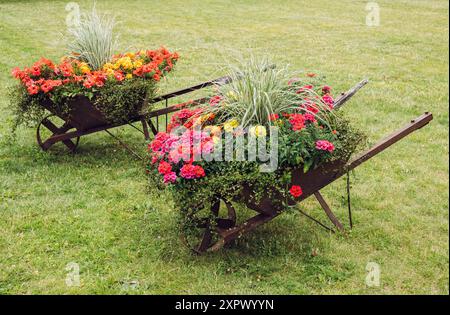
[146,60,365,234]
[10,48,178,127]
[9,8,178,128]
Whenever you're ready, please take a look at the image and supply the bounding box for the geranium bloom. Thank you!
[150,139,163,152]
[322,85,331,94]
[289,185,303,198]
[289,114,305,131]
[315,140,335,152]
[322,94,334,109]
[304,113,316,122]
[209,95,223,106]
[163,171,177,184]
[296,85,313,94]
[157,161,172,175]
[180,163,205,179]
[26,84,39,95]
[269,113,279,121]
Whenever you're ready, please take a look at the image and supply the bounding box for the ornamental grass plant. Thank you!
[67,7,118,70]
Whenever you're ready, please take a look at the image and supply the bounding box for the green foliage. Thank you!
[9,78,155,128]
[8,84,47,130]
[93,78,156,123]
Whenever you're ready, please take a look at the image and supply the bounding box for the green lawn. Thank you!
[0,0,448,294]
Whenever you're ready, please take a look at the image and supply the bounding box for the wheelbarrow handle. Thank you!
[346,112,433,171]
[334,78,369,109]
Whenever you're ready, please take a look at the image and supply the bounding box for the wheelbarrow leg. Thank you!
[314,191,345,233]
[141,118,150,140]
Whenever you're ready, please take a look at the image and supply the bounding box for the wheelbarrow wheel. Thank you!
[181,197,237,254]
[36,114,80,152]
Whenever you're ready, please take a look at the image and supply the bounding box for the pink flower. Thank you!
[163,171,177,184]
[322,94,334,109]
[209,95,222,106]
[304,113,316,122]
[180,164,197,179]
[315,140,335,152]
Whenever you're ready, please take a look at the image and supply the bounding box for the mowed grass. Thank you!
[0,0,448,294]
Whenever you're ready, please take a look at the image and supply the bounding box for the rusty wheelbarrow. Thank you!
[174,81,433,253]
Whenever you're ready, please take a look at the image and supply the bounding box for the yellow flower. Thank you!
[125,73,133,79]
[226,90,237,100]
[125,52,135,59]
[133,60,143,69]
[80,65,91,74]
[223,119,239,133]
[102,63,113,70]
[249,125,267,137]
[106,69,115,76]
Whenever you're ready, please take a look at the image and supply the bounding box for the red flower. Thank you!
[296,85,313,94]
[26,84,39,95]
[30,65,41,76]
[289,185,303,198]
[209,95,222,106]
[11,67,23,79]
[269,113,279,121]
[180,164,196,179]
[40,81,53,93]
[315,140,335,152]
[153,73,160,81]
[289,113,305,131]
[83,76,95,89]
[194,165,205,178]
[150,139,163,152]
[133,67,144,76]
[306,72,316,77]
[114,71,125,81]
[180,164,205,179]
[157,161,172,175]
[322,85,331,94]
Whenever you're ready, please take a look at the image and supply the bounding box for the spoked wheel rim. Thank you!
[36,114,80,152]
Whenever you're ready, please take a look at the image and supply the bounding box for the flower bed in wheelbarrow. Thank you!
[147,61,433,254]
[10,48,178,149]
[9,8,178,152]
